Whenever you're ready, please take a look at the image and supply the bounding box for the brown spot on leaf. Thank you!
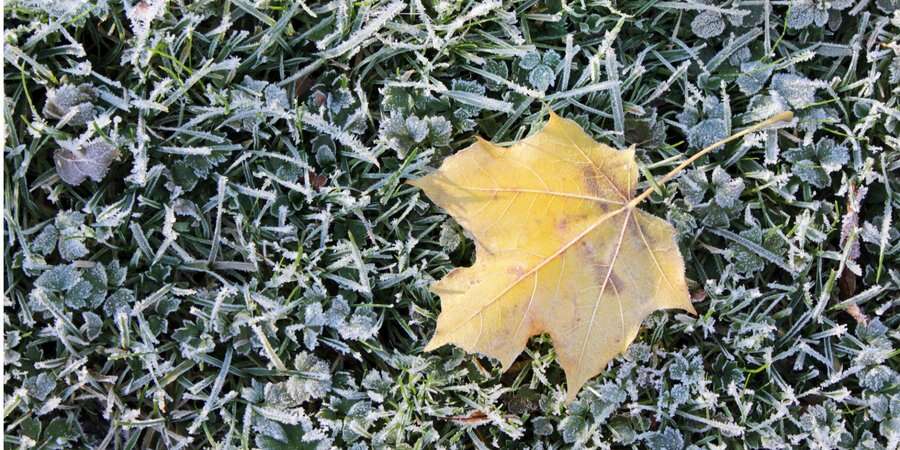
[627,216,653,248]
[579,241,597,262]
[608,270,624,294]
[642,226,657,247]
[589,259,623,296]
[583,166,602,197]
[558,214,589,233]
[507,265,525,277]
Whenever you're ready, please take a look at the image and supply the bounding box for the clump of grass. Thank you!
[4,1,899,449]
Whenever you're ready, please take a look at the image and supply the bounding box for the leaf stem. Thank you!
[628,111,794,208]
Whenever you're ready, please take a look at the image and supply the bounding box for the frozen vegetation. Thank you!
[3,0,899,448]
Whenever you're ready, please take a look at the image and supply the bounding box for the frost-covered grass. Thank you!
[3,0,900,448]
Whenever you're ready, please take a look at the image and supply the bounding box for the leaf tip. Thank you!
[564,382,583,404]
[684,302,698,316]
[423,336,444,352]
[499,355,518,373]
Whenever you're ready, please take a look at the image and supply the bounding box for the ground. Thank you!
[3,0,900,449]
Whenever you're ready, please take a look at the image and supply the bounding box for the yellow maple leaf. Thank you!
[412,111,792,401]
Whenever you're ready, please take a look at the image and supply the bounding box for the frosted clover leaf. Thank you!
[228,76,292,132]
[170,150,228,192]
[861,366,898,391]
[797,107,839,134]
[519,50,560,91]
[265,352,332,405]
[42,83,98,126]
[783,138,849,188]
[711,167,745,209]
[587,382,627,423]
[35,265,81,291]
[736,61,774,96]
[681,95,727,150]
[691,11,726,38]
[746,91,791,122]
[732,227,786,275]
[679,169,710,207]
[31,224,58,256]
[800,401,850,448]
[67,264,108,310]
[643,428,685,450]
[253,414,328,450]
[559,412,587,443]
[876,0,900,12]
[23,373,57,402]
[438,220,461,252]
[787,0,853,29]
[379,112,452,157]
[337,309,379,341]
[669,350,705,384]
[787,0,829,28]
[483,59,509,90]
[449,79,487,130]
[82,311,103,341]
[103,288,134,317]
[729,47,752,67]
[871,395,900,442]
[326,87,354,113]
[361,371,393,403]
[54,139,119,186]
[688,118,727,150]
[15,0,107,19]
[55,211,89,261]
[771,73,826,109]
